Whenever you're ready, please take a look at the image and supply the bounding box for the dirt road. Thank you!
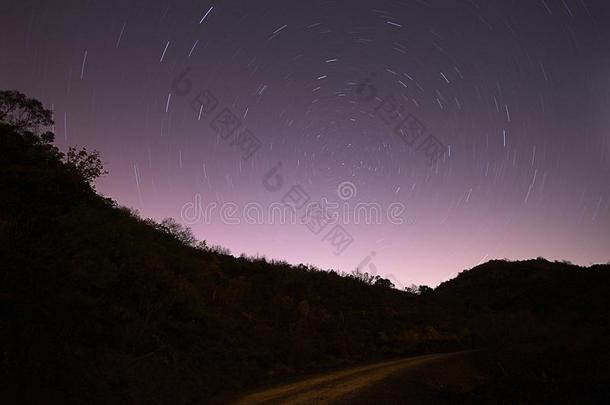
[231,351,476,404]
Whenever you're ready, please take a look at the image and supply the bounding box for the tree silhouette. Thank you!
[374,277,395,289]
[0,90,107,187]
[65,146,108,186]
[0,90,53,134]
[157,217,198,246]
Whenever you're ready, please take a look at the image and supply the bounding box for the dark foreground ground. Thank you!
[227,350,610,404]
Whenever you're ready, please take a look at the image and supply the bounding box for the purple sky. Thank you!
[1,0,609,286]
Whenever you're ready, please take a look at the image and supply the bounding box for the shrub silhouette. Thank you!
[0,90,53,134]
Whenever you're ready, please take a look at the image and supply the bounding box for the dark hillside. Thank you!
[428,259,610,402]
[0,122,446,403]
[432,258,610,347]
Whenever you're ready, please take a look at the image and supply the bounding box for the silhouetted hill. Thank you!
[0,122,442,403]
[432,258,610,345]
[1,109,609,403]
[428,259,610,403]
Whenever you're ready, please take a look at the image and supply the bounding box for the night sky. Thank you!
[2,0,609,287]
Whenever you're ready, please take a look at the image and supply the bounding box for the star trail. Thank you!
[1,0,609,286]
